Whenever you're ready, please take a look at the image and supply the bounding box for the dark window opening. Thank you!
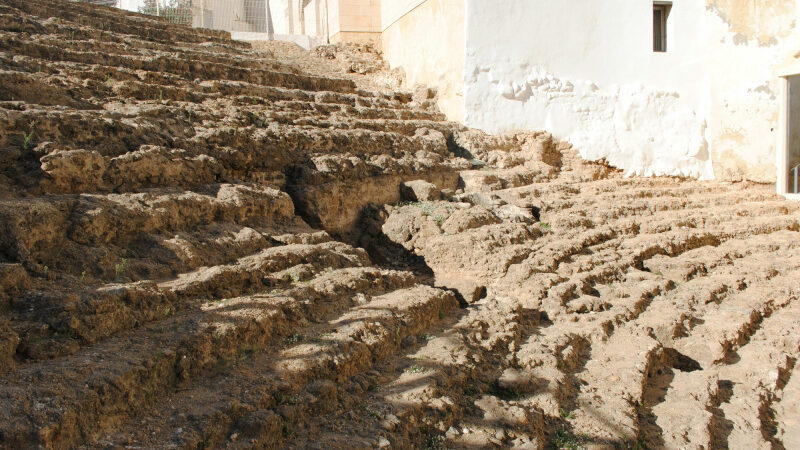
[789,76,800,193]
[653,2,671,52]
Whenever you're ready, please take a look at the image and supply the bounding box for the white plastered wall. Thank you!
[381,0,465,122]
[464,0,800,181]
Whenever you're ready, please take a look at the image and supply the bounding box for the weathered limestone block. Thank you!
[400,180,441,202]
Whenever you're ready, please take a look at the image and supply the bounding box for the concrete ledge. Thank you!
[330,31,381,49]
[231,32,325,50]
[779,193,800,201]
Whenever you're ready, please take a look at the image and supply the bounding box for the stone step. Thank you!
[570,329,664,445]
[87,285,459,449]
[673,270,800,368]
[652,282,800,450]
[0,267,421,449]
[159,241,370,299]
[0,184,297,270]
[715,291,800,449]
[4,238,364,362]
[775,359,800,449]
[4,0,235,45]
[0,108,456,177]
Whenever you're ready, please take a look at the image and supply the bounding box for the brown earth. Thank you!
[0,1,799,449]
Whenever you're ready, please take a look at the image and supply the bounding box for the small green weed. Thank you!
[559,408,575,420]
[422,430,445,450]
[367,374,380,391]
[551,429,585,450]
[114,258,128,278]
[237,346,257,361]
[311,332,332,344]
[405,365,425,374]
[285,333,304,345]
[22,131,34,150]
[539,222,552,231]
[359,404,383,420]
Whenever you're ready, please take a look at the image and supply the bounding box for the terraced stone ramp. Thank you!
[1,1,799,449]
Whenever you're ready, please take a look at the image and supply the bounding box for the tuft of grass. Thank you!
[273,390,284,404]
[285,333,304,345]
[359,404,383,420]
[539,222,552,231]
[405,365,425,374]
[42,265,49,277]
[422,430,445,450]
[438,309,445,320]
[115,258,128,278]
[80,270,86,283]
[311,332,332,344]
[420,333,435,341]
[403,201,438,218]
[22,131,34,150]
[551,429,585,450]
[367,374,380,391]
[559,408,575,420]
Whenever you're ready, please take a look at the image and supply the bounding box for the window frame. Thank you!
[653,2,672,52]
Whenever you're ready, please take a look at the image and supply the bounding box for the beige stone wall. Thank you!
[706,0,800,183]
[328,0,382,46]
[381,0,465,122]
